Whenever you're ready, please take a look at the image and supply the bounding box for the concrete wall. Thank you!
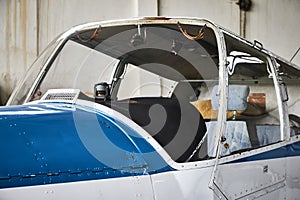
[0,0,299,104]
[0,0,37,104]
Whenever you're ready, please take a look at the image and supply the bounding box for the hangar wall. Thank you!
[0,0,300,104]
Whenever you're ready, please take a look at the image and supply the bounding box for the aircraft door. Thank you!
[210,48,287,199]
[212,158,286,199]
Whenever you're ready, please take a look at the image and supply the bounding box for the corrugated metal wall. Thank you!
[1,0,299,105]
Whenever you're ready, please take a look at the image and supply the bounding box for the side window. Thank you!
[277,59,300,136]
[220,51,281,156]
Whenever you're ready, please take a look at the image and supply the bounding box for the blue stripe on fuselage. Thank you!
[0,103,172,189]
[227,140,300,164]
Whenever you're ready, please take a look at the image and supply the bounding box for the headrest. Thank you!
[211,85,250,111]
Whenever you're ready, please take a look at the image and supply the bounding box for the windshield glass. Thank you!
[12,23,220,105]
[8,39,58,105]
[36,40,118,99]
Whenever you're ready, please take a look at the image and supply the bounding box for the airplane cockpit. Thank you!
[3,18,300,199]
[6,18,300,164]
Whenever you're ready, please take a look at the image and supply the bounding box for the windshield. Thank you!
[7,39,58,105]
[36,40,118,99]
[9,23,219,105]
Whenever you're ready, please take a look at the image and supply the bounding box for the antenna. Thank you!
[290,47,300,62]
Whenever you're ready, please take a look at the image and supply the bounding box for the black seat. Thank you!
[109,97,206,162]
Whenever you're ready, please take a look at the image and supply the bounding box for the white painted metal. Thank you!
[1,156,298,200]
[0,175,154,200]
[151,167,214,199]
[286,156,300,199]
[214,158,286,199]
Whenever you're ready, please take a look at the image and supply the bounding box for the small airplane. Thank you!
[1,17,300,200]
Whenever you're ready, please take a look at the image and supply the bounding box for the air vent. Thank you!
[40,89,80,104]
[44,93,76,101]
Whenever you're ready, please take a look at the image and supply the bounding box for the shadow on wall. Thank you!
[0,87,3,106]
[0,85,13,106]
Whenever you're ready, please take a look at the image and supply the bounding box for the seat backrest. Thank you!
[211,84,250,111]
[207,121,252,156]
[207,85,251,157]
[256,125,281,146]
[111,97,207,162]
